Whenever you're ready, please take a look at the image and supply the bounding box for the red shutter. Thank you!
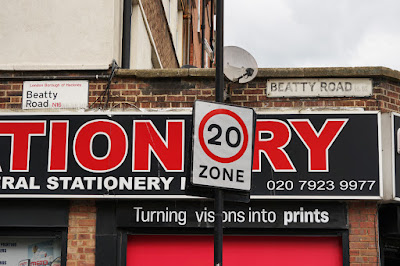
[127,235,343,266]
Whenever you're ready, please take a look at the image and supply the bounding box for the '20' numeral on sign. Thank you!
[208,124,241,148]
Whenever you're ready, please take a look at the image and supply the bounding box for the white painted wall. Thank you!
[169,0,178,47]
[0,0,122,70]
[162,0,170,23]
[164,0,183,66]
[177,9,184,66]
[130,3,153,69]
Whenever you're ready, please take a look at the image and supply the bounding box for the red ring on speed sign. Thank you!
[198,108,249,163]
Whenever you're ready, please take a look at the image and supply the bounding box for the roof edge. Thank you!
[116,66,400,81]
[1,66,399,81]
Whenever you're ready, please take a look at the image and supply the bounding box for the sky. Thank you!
[224,0,400,71]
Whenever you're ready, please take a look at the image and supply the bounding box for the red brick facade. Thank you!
[67,201,96,266]
[349,202,379,265]
[1,67,400,265]
[189,0,213,67]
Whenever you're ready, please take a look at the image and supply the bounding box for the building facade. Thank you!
[0,0,214,70]
[0,67,399,265]
[0,2,399,265]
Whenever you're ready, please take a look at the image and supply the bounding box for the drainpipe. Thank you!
[210,0,214,61]
[122,0,132,69]
[187,0,192,65]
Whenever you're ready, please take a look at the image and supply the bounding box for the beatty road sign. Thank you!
[266,78,372,98]
[23,80,89,109]
[191,101,256,191]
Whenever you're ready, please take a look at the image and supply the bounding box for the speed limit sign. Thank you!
[191,100,256,191]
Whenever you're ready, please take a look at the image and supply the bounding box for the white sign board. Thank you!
[191,101,255,191]
[266,78,372,98]
[23,80,89,109]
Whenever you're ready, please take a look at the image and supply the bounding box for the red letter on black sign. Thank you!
[48,121,69,172]
[0,121,46,172]
[132,120,184,172]
[289,119,347,172]
[253,120,296,172]
[73,120,128,173]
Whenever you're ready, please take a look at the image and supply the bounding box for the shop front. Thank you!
[99,200,348,266]
[90,110,378,265]
[0,77,386,265]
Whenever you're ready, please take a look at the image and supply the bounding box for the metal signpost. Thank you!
[191,1,256,264]
[191,100,256,266]
[214,0,224,264]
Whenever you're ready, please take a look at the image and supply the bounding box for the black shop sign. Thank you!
[116,200,348,229]
[0,112,381,199]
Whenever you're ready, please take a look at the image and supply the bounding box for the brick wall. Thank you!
[1,67,400,265]
[3,75,400,113]
[373,79,400,112]
[349,202,379,265]
[67,201,96,266]
[89,76,215,109]
[0,81,22,109]
[189,0,213,68]
[88,69,400,114]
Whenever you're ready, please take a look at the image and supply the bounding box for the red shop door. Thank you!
[126,235,343,266]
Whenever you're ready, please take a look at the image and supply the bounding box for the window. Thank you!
[0,236,62,266]
[0,200,68,266]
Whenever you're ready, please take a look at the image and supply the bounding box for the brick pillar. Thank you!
[67,200,96,266]
[348,201,379,265]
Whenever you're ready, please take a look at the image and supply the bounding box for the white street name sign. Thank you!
[23,80,89,109]
[267,78,372,98]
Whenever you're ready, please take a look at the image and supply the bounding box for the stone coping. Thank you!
[1,67,400,81]
[116,67,400,80]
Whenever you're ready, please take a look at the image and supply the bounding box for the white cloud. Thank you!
[350,32,400,69]
[224,0,400,70]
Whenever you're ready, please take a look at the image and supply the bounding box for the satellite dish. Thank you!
[224,46,258,83]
